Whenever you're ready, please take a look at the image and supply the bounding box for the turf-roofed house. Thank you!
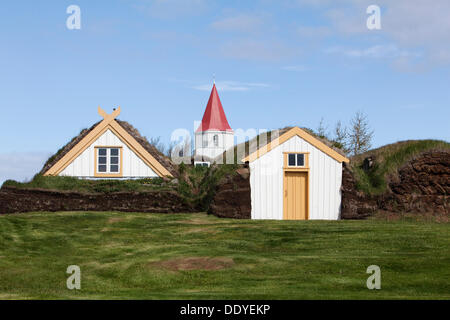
[41,107,176,179]
[243,127,350,221]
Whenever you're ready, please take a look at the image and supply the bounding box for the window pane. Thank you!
[98,156,107,164]
[297,154,305,166]
[288,154,296,166]
[110,148,119,156]
[98,148,107,156]
[110,165,119,172]
[110,157,119,165]
[98,165,107,172]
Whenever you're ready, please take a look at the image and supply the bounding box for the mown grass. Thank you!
[2,175,173,193]
[351,139,450,195]
[0,211,448,299]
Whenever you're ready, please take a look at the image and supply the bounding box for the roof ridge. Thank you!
[41,117,177,177]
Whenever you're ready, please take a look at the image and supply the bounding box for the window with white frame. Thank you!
[194,161,210,168]
[202,136,208,148]
[97,147,121,174]
[213,134,219,147]
[287,153,305,167]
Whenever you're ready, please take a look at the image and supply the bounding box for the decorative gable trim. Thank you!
[243,126,349,164]
[43,107,173,177]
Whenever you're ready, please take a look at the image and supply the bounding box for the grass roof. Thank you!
[39,119,178,177]
[215,126,347,164]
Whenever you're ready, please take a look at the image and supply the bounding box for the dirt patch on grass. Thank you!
[108,217,125,224]
[150,257,234,271]
[179,216,223,225]
[182,227,217,234]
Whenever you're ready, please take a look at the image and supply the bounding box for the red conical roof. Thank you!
[196,84,233,133]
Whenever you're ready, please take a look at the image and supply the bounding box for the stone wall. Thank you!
[0,186,195,214]
[380,151,449,214]
[209,168,251,219]
[341,150,449,218]
[340,163,378,219]
[2,150,448,217]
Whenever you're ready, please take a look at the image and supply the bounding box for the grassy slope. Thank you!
[2,175,174,193]
[350,139,450,195]
[0,212,448,299]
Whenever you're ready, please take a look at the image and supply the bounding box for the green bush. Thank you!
[177,163,238,210]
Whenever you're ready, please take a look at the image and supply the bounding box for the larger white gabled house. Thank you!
[193,84,350,220]
[243,127,349,220]
[42,107,175,179]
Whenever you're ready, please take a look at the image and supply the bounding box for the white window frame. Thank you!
[213,134,219,147]
[96,147,121,175]
[287,153,306,168]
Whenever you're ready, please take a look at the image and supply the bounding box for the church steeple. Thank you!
[196,84,233,133]
[194,83,234,161]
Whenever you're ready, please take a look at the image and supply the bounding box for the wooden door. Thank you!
[283,171,308,220]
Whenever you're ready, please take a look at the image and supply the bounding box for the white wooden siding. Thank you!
[59,129,158,178]
[195,131,234,159]
[249,135,343,220]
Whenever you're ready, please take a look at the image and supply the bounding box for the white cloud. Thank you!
[382,1,450,47]
[211,14,264,33]
[289,0,450,68]
[326,44,421,59]
[0,152,50,186]
[308,0,450,66]
[192,81,270,92]
[325,6,368,35]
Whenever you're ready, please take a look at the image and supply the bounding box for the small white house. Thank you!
[243,127,349,220]
[42,107,173,179]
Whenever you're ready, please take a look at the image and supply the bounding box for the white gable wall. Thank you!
[249,135,343,220]
[59,129,158,178]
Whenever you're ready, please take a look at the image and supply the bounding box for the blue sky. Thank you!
[1,0,449,183]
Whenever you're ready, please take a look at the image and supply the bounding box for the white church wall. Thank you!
[195,131,234,160]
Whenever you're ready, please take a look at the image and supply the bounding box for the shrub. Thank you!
[177,163,238,210]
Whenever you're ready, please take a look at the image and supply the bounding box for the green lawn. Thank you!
[0,211,448,299]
